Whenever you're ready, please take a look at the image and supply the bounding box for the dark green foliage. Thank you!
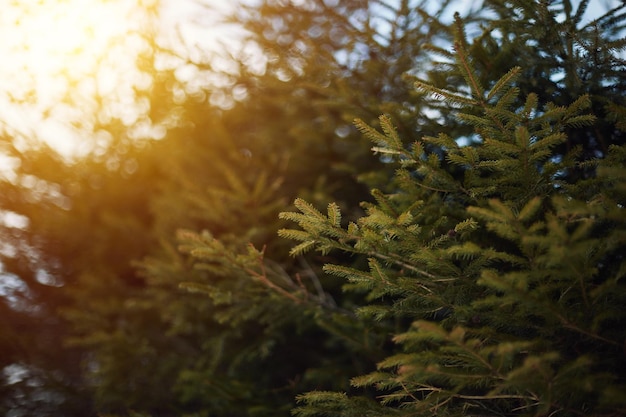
[280,6,626,417]
[463,0,626,159]
[1,1,625,416]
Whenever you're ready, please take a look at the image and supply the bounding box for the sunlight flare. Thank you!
[0,0,157,156]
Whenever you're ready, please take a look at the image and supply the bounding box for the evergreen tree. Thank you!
[129,0,626,415]
[1,0,625,416]
[125,1,479,415]
[276,4,626,417]
[99,1,472,415]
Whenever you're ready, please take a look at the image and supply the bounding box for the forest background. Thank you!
[0,0,625,416]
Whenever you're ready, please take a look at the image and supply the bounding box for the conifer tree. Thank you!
[2,1,624,416]
[157,1,625,416]
[276,4,626,417]
[114,1,475,415]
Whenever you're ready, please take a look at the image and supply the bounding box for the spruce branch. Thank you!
[365,251,436,281]
[453,39,485,100]
[243,245,305,304]
[486,66,522,101]
[414,80,478,107]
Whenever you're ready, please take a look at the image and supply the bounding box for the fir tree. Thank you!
[2,1,625,416]
[277,6,626,417]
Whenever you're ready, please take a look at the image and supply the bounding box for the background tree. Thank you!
[0,1,163,413]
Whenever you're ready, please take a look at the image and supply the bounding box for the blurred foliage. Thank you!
[0,0,624,416]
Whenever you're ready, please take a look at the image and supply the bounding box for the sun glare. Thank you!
[0,0,156,156]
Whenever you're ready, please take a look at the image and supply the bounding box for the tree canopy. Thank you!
[0,1,624,416]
